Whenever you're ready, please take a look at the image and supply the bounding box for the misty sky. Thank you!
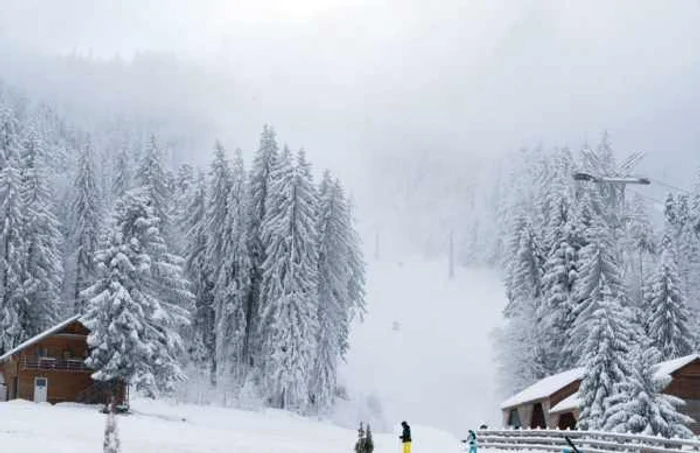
[2,0,700,221]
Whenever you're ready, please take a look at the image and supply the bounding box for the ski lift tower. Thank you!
[572,171,651,238]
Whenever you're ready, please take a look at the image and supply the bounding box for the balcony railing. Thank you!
[23,356,90,372]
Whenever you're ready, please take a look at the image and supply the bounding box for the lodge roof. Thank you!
[500,367,585,409]
[0,315,82,363]
[501,354,700,411]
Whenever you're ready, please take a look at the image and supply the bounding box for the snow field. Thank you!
[341,257,507,435]
[0,398,461,453]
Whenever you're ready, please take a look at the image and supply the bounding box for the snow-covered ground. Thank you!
[340,257,506,436]
[0,398,462,453]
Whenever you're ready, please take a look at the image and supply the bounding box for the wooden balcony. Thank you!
[22,356,91,372]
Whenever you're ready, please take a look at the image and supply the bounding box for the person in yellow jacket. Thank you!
[400,421,412,453]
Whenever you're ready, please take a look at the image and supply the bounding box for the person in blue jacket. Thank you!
[467,430,478,453]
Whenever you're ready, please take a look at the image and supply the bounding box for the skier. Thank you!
[400,421,412,453]
[467,430,478,453]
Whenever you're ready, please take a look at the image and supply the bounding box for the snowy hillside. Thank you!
[0,399,461,453]
[339,257,507,436]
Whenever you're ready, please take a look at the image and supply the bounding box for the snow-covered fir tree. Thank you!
[19,124,62,329]
[258,148,319,410]
[246,125,279,364]
[81,189,191,397]
[182,172,212,365]
[494,302,547,395]
[643,232,695,358]
[604,344,693,438]
[0,108,26,353]
[345,195,367,322]
[112,148,131,201]
[135,134,171,242]
[311,172,344,411]
[500,211,548,391]
[503,214,543,319]
[577,288,636,431]
[214,148,251,385]
[665,193,700,312]
[201,141,232,382]
[170,163,195,254]
[539,152,583,373]
[565,198,630,366]
[311,171,364,411]
[70,140,101,312]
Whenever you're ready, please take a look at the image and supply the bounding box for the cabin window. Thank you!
[508,408,521,428]
[62,349,72,359]
[37,347,48,357]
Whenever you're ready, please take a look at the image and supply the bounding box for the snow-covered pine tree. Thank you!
[604,344,693,438]
[81,189,190,397]
[202,141,232,383]
[246,125,279,364]
[136,134,171,242]
[0,107,26,353]
[625,193,656,305]
[258,147,319,410]
[70,140,101,313]
[539,150,582,373]
[182,172,211,365]
[663,194,700,311]
[499,206,549,391]
[494,302,547,395]
[345,193,367,322]
[564,190,630,365]
[19,124,62,329]
[644,232,695,358]
[310,171,364,411]
[577,282,636,430]
[170,163,195,254]
[215,148,251,385]
[503,214,543,319]
[112,148,131,201]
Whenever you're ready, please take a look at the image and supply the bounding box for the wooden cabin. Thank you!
[0,316,127,407]
[501,354,700,434]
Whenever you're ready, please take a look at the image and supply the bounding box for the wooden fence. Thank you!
[467,429,700,453]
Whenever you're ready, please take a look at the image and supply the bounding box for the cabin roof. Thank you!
[549,392,581,414]
[500,367,585,409]
[655,353,700,377]
[0,315,82,363]
[504,354,700,412]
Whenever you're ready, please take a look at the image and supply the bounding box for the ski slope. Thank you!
[0,399,462,453]
[340,257,507,436]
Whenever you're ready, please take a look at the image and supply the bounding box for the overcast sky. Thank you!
[2,0,700,216]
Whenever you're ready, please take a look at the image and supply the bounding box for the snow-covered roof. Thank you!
[544,354,700,414]
[0,315,82,363]
[500,367,585,409]
[549,393,581,414]
[655,354,700,377]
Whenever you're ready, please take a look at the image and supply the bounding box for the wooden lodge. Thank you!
[501,354,700,434]
[0,316,127,407]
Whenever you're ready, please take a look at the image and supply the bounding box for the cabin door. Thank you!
[34,377,48,403]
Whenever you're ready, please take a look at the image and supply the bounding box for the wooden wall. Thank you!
[666,361,700,434]
[28,334,89,359]
[16,369,93,403]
